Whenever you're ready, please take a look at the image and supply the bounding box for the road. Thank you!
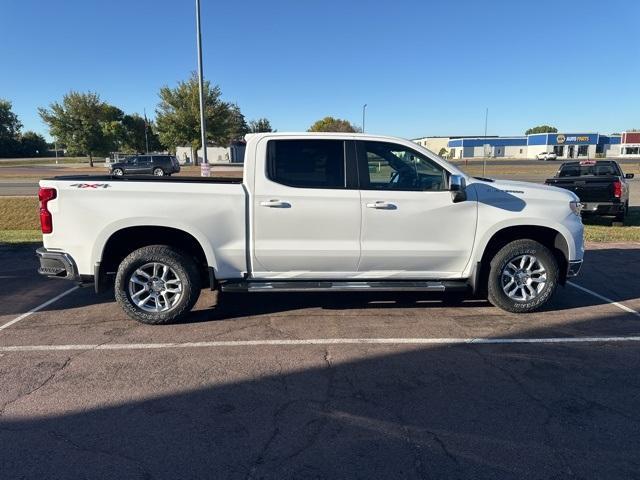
[1,242,640,479]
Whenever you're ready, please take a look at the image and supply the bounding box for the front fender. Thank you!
[466,216,583,277]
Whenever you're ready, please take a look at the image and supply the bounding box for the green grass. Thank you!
[0,229,41,244]
[0,196,39,230]
[583,207,640,242]
[0,196,41,244]
[0,157,93,167]
[584,225,640,242]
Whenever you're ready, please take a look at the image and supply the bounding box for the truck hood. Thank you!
[471,177,579,203]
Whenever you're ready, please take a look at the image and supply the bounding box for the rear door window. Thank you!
[266,140,346,189]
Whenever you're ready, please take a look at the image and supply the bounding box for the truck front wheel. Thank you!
[115,245,201,324]
[487,239,558,313]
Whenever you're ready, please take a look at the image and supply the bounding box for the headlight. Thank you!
[570,201,583,217]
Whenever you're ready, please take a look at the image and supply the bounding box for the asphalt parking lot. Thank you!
[1,243,640,479]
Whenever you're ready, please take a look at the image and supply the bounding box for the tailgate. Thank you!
[546,177,614,202]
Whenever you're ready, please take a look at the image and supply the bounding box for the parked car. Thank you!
[37,132,584,324]
[536,152,558,161]
[109,154,180,176]
[545,160,634,221]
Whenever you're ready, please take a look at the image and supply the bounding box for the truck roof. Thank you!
[244,132,407,141]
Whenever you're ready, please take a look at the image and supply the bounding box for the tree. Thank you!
[222,103,249,144]
[248,118,273,133]
[0,99,22,140]
[155,73,245,157]
[308,117,361,133]
[19,131,48,157]
[525,125,558,135]
[0,99,23,157]
[438,147,448,157]
[120,114,162,153]
[39,91,113,166]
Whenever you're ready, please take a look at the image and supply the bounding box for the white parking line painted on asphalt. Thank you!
[0,286,79,332]
[568,281,640,318]
[2,336,640,352]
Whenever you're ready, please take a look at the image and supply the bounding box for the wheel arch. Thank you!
[95,224,216,291]
[473,224,570,296]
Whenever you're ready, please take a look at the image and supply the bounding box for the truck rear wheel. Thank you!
[487,239,558,313]
[115,245,201,324]
[614,202,628,223]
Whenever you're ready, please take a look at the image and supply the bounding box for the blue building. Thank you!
[446,133,622,160]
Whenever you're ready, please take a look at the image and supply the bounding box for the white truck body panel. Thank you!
[40,180,247,278]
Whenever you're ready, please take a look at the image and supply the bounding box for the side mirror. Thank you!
[625,173,634,179]
[449,174,467,203]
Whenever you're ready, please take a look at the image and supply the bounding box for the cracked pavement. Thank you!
[1,243,640,479]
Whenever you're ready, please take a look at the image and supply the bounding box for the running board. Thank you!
[221,280,470,293]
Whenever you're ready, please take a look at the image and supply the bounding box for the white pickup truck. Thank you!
[37,133,584,324]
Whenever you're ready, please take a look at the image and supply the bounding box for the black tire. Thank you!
[153,167,165,176]
[114,245,201,324]
[112,168,124,176]
[487,239,558,313]
[614,203,628,223]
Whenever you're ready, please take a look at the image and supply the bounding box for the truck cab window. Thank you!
[362,141,447,191]
[267,140,346,189]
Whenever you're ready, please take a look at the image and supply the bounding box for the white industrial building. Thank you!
[175,142,246,165]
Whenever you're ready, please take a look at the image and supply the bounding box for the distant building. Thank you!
[412,136,499,157]
[414,132,630,159]
[175,141,246,165]
[447,137,527,159]
[621,131,640,156]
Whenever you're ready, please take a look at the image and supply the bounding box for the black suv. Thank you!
[110,155,181,177]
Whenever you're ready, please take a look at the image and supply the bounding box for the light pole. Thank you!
[143,108,150,154]
[195,0,208,175]
[362,104,367,133]
[483,107,489,177]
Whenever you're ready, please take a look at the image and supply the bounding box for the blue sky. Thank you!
[2,0,639,140]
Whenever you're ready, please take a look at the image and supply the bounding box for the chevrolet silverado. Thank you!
[37,133,584,324]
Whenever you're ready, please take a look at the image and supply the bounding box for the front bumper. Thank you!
[567,260,583,278]
[36,248,80,281]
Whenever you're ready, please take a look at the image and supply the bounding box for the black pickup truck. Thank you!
[545,160,634,220]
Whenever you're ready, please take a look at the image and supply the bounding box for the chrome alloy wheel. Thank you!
[128,262,183,312]
[501,254,547,302]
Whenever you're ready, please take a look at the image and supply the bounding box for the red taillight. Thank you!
[613,180,622,199]
[38,187,57,234]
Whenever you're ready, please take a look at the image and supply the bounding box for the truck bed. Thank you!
[47,174,244,184]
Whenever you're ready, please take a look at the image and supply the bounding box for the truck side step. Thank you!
[220,280,469,293]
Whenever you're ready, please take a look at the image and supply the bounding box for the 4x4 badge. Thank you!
[70,183,111,189]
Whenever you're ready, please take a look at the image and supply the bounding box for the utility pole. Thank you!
[362,104,367,133]
[483,107,489,177]
[195,0,209,176]
[54,140,59,165]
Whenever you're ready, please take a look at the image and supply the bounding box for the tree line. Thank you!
[0,99,48,157]
[0,72,378,162]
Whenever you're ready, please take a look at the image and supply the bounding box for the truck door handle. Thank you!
[366,201,397,210]
[260,199,291,208]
